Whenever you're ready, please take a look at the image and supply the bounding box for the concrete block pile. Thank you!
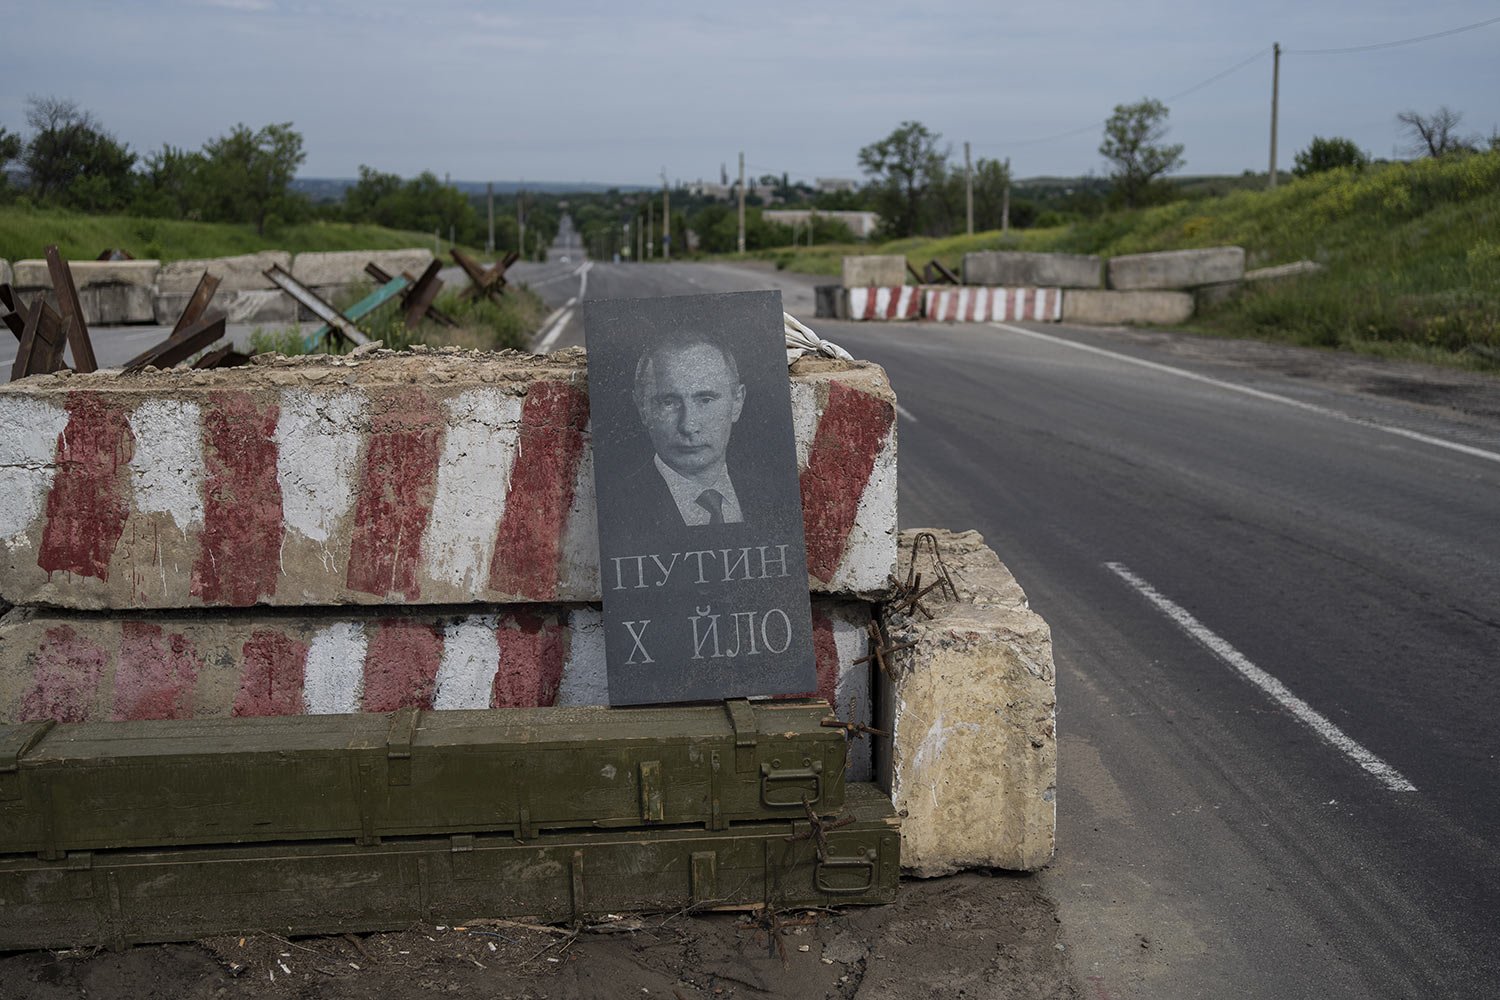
[5,249,437,328]
[817,246,1250,327]
[0,348,1057,873]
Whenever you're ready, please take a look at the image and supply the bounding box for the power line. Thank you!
[983,45,1272,150]
[1286,14,1500,54]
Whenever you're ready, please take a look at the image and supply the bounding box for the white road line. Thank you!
[1105,561,1418,793]
[894,401,918,424]
[535,297,576,354]
[992,322,1500,466]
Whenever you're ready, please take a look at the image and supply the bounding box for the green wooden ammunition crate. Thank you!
[0,784,898,951]
[0,701,846,857]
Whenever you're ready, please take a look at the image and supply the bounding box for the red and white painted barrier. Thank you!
[923,287,1062,323]
[0,601,877,778]
[0,356,898,609]
[846,286,922,321]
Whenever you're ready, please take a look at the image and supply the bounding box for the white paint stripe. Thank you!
[576,259,592,300]
[0,397,69,539]
[993,322,1500,465]
[302,621,368,715]
[424,390,523,590]
[556,607,608,706]
[128,399,204,532]
[847,288,868,319]
[830,608,873,782]
[789,381,819,469]
[433,615,501,709]
[535,297,576,354]
[557,420,601,594]
[1105,561,1417,792]
[276,390,365,544]
[875,287,892,317]
[831,420,899,593]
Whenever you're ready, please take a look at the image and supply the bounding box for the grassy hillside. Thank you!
[754,152,1500,366]
[0,203,449,263]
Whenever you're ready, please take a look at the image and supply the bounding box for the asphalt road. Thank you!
[533,253,1500,998]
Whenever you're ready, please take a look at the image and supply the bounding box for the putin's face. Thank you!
[638,343,745,478]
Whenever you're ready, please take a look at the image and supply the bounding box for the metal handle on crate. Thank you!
[760,759,822,807]
[815,849,878,895]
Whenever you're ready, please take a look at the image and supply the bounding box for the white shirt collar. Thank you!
[653,455,743,525]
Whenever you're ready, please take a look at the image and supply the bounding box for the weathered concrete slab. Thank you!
[877,529,1055,874]
[13,285,156,326]
[841,255,907,289]
[1061,289,1194,326]
[153,289,299,327]
[291,249,434,288]
[0,600,874,779]
[1107,246,1245,290]
[0,351,897,609]
[923,286,1062,323]
[12,259,161,290]
[157,252,292,296]
[0,259,11,287]
[962,251,1101,289]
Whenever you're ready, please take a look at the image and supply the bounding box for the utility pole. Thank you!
[517,182,526,259]
[1268,41,1281,189]
[486,182,495,253]
[964,141,974,236]
[737,151,746,254]
[1001,157,1011,234]
[661,167,670,261]
[647,200,654,260]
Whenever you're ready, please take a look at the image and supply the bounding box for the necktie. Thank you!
[695,489,725,525]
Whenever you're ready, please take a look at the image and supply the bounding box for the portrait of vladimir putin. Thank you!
[630,335,750,526]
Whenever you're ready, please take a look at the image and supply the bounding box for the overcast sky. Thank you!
[4,1,1498,186]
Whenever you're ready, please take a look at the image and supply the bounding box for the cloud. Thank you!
[198,0,276,11]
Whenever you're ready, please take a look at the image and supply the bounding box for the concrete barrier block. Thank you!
[0,352,897,610]
[814,284,846,320]
[157,252,292,296]
[962,252,1101,289]
[877,529,1055,874]
[1061,289,1194,326]
[153,289,299,327]
[291,249,434,287]
[0,600,874,779]
[11,285,157,326]
[845,286,920,321]
[1,259,11,287]
[1107,246,1245,290]
[841,255,907,289]
[923,287,1061,323]
[12,259,161,290]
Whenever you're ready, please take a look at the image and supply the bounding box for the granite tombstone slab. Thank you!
[583,291,816,705]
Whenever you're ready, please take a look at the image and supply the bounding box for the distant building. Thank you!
[688,180,733,199]
[815,177,859,194]
[762,209,880,240]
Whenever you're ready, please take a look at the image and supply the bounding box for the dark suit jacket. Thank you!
[617,458,769,535]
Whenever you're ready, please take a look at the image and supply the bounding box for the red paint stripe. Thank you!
[346,389,443,600]
[234,630,310,717]
[1020,287,1032,320]
[862,287,878,320]
[799,382,895,583]
[488,381,590,600]
[492,611,566,707]
[193,392,283,606]
[811,607,839,707]
[1006,288,1019,322]
[17,625,108,723]
[884,288,899,319]
[361,618,444,711]
[113,622,202,721]
[37,394,133,581]
[946,291,958,322]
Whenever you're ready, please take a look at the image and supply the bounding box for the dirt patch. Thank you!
[0,873,1078,1000]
